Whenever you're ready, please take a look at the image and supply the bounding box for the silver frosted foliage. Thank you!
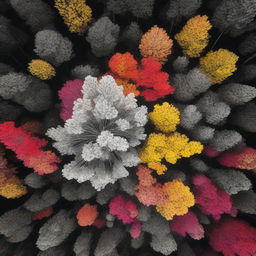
[47,75,147,190]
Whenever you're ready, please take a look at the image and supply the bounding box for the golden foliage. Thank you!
[175,15,212,57]
[156,179,195,220]
[0,183,27,199]
[55,0,92,34]
[139,26,173,63]
[139,132,203,174]
[199,49,239,84]
[28,59,55,80]
[148,102,180,133]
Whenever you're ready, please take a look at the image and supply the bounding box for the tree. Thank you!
[107,0,155,18]
[28,59,55,80]
[209,217,256,256]
[148,102,180,133]
[0,16,28,55]
[231,102,256,132]
[47,76,146,190]
[34,30,73,66]
[121,22,142,49]
[196,91,231,125]
[77,204,99,226]
[192,174,233,220]
[54,0,92,34]
[175,15,212,57]
[212,0,256,36]
[208,168,251,195]
[217,83,256,105]
[209,130,242,152]
[10,0,56,32]
[0,122,60,175]
[199,49,239,84]
[36,210,76,251]
[86,17,120,57]
[173,68,212,102]
[164,0,202,20]
[139,26,173,63]
[171,211,204,240]
[218,146,256,170]
[72,65,99,79]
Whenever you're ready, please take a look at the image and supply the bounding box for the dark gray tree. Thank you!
[212,0,256,36]
[86,17,120,57]
[9,0,55,32]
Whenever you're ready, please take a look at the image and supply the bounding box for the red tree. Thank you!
[209,217,256,256]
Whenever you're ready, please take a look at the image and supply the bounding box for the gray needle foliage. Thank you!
[23,189,60,212]
[61,181,96,201]
[0,16,28,55]
[209,130,242,152]
[191,125,215,142]
[208,169,252,194]
[177,242,196,256]
[96,183,118,205]
[179,105,202,129]
[0,99,23,123]
[74,230,93,256]
[172,56,189,73]
[196,91,231,125]
[36,210,76,251]
[47,75,147,191]
[94,228,124,256]
[212,0,256,36]
[231,103,256,132]
[0,63,14,76]
[189,158,209,172]
[71,65,100,79]
[34,30,73,66]
[121,22,142,49]
[165,0,202,19]
[0,208,32,242]
[86,17,120,57]
[107,0,155,18]
[9,0,56,32]
[0,72,52,112]
[142,213,177,255]
[239,32,256,56]
[217,83,256,105]
[24,173,48,189]
[233,64,256,83]
[232,191,256,214]
[172,68,212,102]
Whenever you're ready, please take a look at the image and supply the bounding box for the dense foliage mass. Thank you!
[0,0,256,255]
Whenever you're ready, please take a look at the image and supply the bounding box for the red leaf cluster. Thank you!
[170,211,204,240]
[0,122,60,175]
[209,217,256,256]
[108,52,175,101]
[192,174,233,220]
[218,146,256,170]
[109,194,141,238]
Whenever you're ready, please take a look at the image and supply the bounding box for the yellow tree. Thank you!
[139,26,173,63]
[175,15,212,58]
[199,49,239,84]
[156,180,195,220]
[148,102,180,133]
[55,0,92,34]
[28,59,56,80]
